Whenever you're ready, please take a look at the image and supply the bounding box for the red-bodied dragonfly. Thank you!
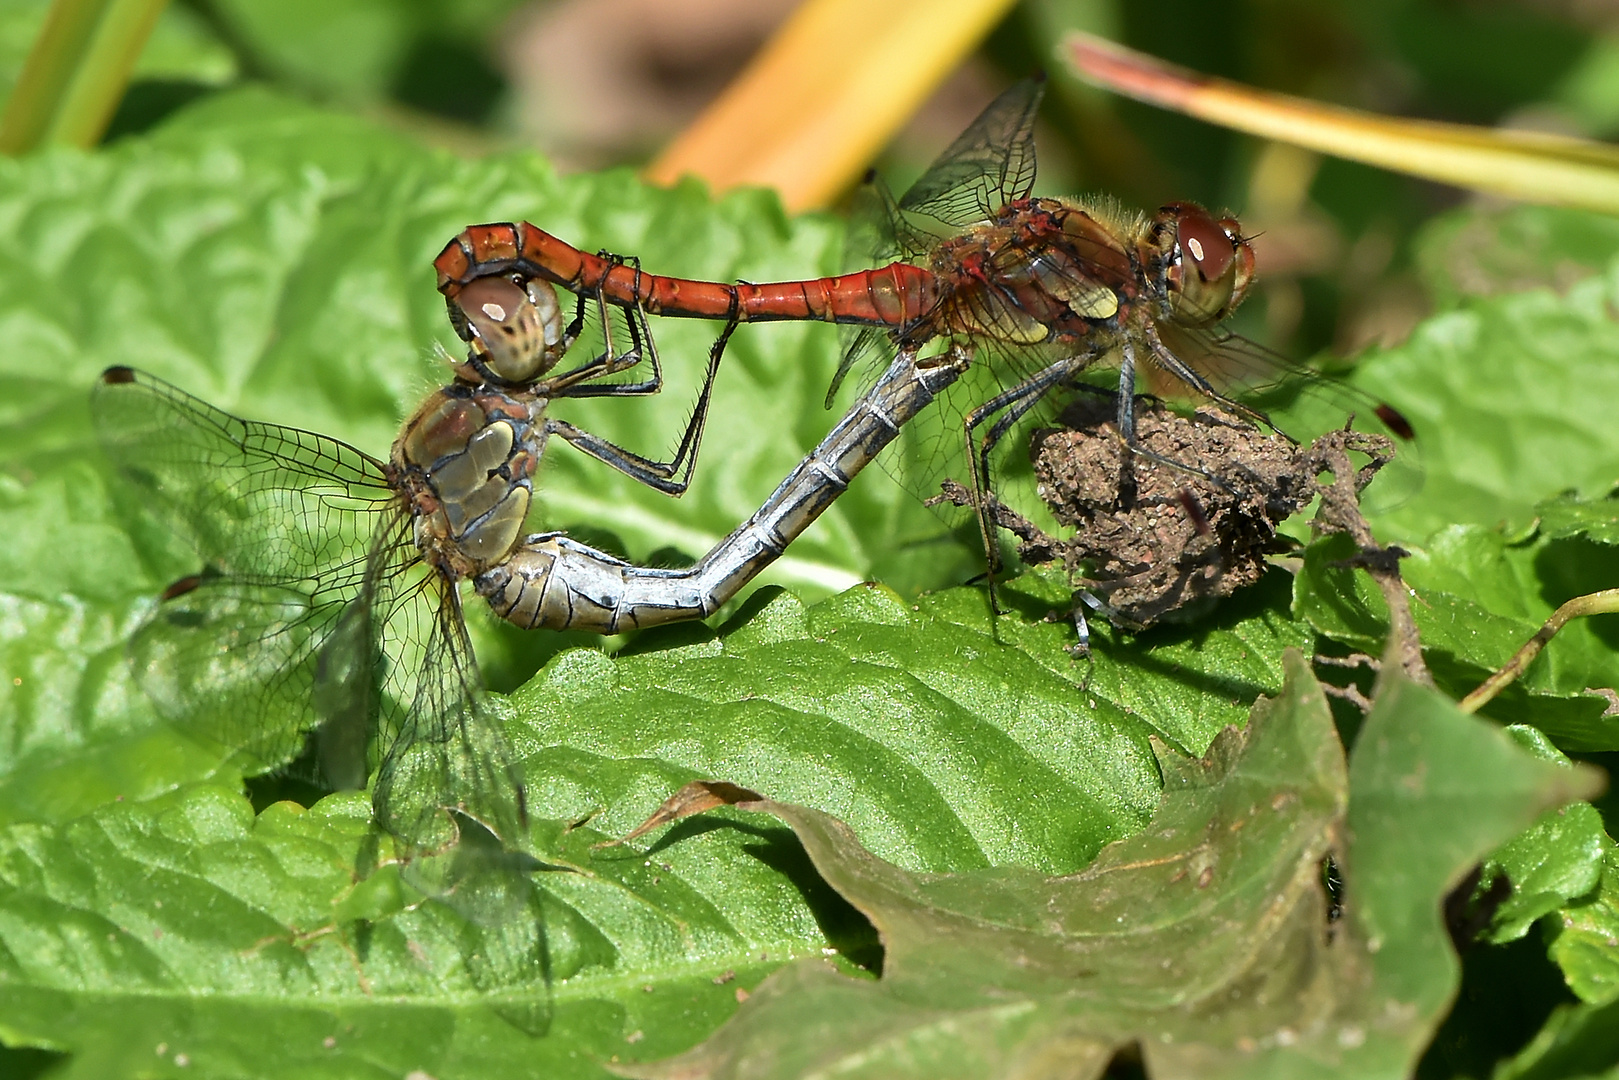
[436,76,1414,589]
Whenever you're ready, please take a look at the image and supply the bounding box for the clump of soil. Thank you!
[957,395,1393,630]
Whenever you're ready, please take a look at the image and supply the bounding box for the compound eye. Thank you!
[1159,201,1248,326]
[1174,205,1236,283]
[456,276,562,382]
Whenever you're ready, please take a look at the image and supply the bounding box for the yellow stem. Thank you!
[646,0,1019,212]
[1064,32,1619,215]
[0,0,169,154]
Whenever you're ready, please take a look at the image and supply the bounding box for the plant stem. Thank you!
[0,0,170,154]
[1460,588,1619,713]
[644,0,1019,212]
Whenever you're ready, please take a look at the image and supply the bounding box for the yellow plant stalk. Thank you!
[1063,32,1619,216]
[646,0,1019,212]
[0,0,168,154]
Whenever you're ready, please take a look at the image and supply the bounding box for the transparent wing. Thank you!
[100,367,538,942]
[1146,323,1424,509]
[93,367,392,584]
[372,575,530,913]
[828,78,1050,406]
[95,367,404,777]
[130,575,364,776]
[1153,323,1417,440]
[897,75,1046,230]
[371,580,546,1022]
[843,172,899,267]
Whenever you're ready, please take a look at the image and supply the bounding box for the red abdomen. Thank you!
[435,222,939,332]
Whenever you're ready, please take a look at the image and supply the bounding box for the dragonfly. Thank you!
[435,76,1414,593]
[96,262,966,909]
[95,268,729,904]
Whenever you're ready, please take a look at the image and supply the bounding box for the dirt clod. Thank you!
[946,396,1395,632]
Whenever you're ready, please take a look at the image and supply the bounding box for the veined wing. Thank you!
[1147,322,1424,509]
[1152,322,1416,437]
[897,75,1046,232]
[371,573,531,917]
[93,367,403,778]
[365,565,542,1024]
[98,367,535,934]
[827,78,1049,405]
[93,367,392,589]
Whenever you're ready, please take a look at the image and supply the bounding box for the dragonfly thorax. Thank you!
[929,197,1139,346]
[449,275,566,384]
[392,384,544,579]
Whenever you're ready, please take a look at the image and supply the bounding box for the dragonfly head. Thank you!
[1151,202,1256,327]
[450,275,565,384]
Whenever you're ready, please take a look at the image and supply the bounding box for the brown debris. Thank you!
[603,780,765,847]
[950,397,1413,658]
[1307,424,1432,688]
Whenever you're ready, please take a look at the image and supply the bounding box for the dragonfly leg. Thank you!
[561,288,589,354]
[1103,334,1240,497]
[1142,320,1275,433]
[1115,339,1138,445]
[961,349,1100,601]
[539,256,680,397]
[547,314,738,495]
[1112,341,1144,506]
[539,319,640,392]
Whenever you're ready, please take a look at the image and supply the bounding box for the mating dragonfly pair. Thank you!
[97,78,1407,896]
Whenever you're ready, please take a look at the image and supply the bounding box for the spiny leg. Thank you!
[549,311,739,495]
[545,256,662,395]
[961,349,1097,610]
[1141,319,1275,434]
[1114,340,1140,506]
[1112,331,1243,499]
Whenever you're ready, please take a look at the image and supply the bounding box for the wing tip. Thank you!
[1375,402,1416,441]
[101,365,136,385]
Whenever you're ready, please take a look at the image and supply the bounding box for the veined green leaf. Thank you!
[619,656,1600,1079]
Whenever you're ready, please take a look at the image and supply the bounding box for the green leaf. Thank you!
[0,576,1338,1078]
[0,461,234,826]
[517,585,1149,876]
[511,572,1330,875]
[1481,727,1609,944]
[1348,256,1619,543]
[618,654,1600,1079]
[1414,204,1619,309]
[201,0,522,105]
[1294,532,1619,751]
[1494,996,1619,1080]
[0,781,784,1078]
[1540,492,1619,547]
[1546,845,1619,1006]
